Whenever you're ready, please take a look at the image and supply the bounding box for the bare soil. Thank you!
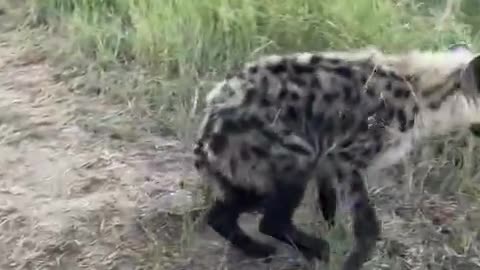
[0,36,198,269]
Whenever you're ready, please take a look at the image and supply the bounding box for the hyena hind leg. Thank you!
[341,170,381,270]
[258,177,330,263]
[316,176,337,228]
[206,184,276,260]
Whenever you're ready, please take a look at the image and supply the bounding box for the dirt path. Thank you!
[0,38,200,269]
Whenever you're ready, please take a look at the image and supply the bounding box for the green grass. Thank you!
[26,0,479,74]
[22,0,480,142]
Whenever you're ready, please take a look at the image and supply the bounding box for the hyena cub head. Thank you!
[392,44,480,136]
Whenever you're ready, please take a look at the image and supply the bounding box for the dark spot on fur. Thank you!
[251,145,269,158]
[225,72,235,80]
[330,76,338,86]
[237,115,260,130]
[291,76,307,87]
[243,87,257,104]
[327,58,341,65]
[246,116,265,129]
[292,63,315,73]
[388,71,403,80]
[428,102,441,110]
[385,81,392,91]
[215,107,240,119]
[290,92,300,101]
[374,143,382,153]
[240,145,251,161]
[260,129,281,142]
[226,89,235,98]
[248,66,258,74]
[407,119,415,129]
[342,86,352,100]
[323,116,335,133]
[393,88,403,98]
[333,66,353,79]
[359,74,368,85]
[260,98,271,107]
[230,159,238,175]
[313,112,325,122]
[375,69,387,77]
[396,109,408,132]
[193,142,203,155]
[310,55,323,65]
[260,76,269,90]
[237,71,246,79]
[323,92,340,104]
[222,119,244,134]
[373,132,382,142]
[413,105,419,114]
[453,81,461,89]
[350,177,364,194]
[343,86,361,105]
[340,114,355,132]
[393,87,410,99]
[340,139,354,148]
[358,120,369,132]
[194,160,203,169]
[305,93,316,120]
[385,108,395,121]
[350,176,364,194]
[311,76,322,89]
[374,70,400,81]
[286,106,298,120]
[376,101,386,113]
[210,133,228,154]
[267,59,288,74]
[278,87,288,100]
[355,160,368,169]
[311,112,325,131]
[365,87,376,97]
[336,168,344,182]
[283,143,312,156]
[405,74,416,82]
[360,148,372,157]
[279,162,296,174]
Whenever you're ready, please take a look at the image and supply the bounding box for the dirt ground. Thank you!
[0,34,198,269]
[1,23,480,270]
[0,25,308,270]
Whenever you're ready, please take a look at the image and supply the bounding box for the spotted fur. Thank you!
[193,44,480,270]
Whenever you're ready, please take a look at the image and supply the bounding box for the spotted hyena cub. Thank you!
[193,44,480,270]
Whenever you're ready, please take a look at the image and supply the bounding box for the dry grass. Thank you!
[0,1,479,270]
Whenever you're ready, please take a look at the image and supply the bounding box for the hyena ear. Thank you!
[460,54,480,95]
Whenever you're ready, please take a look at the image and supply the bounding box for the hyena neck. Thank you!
[413,95,478,140]
[370,95,477,172]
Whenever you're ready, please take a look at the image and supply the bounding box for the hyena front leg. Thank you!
[341,169,381,270]
[206,174,276,260]
[258,171,330,263]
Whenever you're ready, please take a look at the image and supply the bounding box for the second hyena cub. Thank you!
[193,44,480,270]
